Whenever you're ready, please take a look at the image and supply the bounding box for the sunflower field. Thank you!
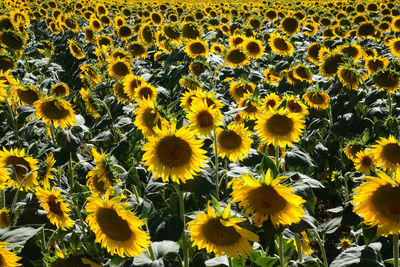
[1,0,400,266]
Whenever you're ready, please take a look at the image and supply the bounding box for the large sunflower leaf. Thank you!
[330,243,384,267]
[0,224,44,249]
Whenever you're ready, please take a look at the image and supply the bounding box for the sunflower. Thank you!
[243,37,264,59]
[357,21,376,39]
[391,16,400,32]
[181,22,201,40]
[80,88,100,119]
[263,67,283,86]
[353,150,375,175]
[0,147,38,190]
[372,69,400,94]
[80,64,102,86]
[189,61,209,78]
[255,107,305,148]
[261,93,282,112]
[351,169,400,236]
[86,168,113,196]
[117,24,133,40]
[237,95,261,121]
[186,99,223,138]
[10,84,40,105]
[306,43,324,65]
[337,66,363,91]
[388,37,400,59]
[365,56,390,74]
[231,170,306,227]
[38,152,57,189]
[319,52,345,78]
[162,24,181,44]
[0,70,16,88]
[210,43,225,55]
[127,42,147,59]
[371,136,400,174]
[123,74,144,101]
[97,35,113,48]
[187,202,259,259]
[229,81,255,101]
[85,191,151,257]
[225,47,250,68]
[180,89,205,112]
[50,82,70,97]
[67,39,85,60]
[179,76,202,91]
[113,82,130,104]
[107,59,132,80]
[89,17,103,32]
[285,95,309,116]
[303,90,330,110]
[134,101,167,138]
[284,68,303,86]
[338,43,364,62]
[134,81,158,104]
[150,11,163,25]
[0,209,12,227]
[138,23,154,45]
[268,32,294,56]
[228,34,246,47]
[142,121,207,184]
[185,39,209,59]
[35,187,73,230]
[292,65,313,83]
[215,122,253,162]
[344,142,365,160]
[0,242,22,266]
[0,30,25,50]
[0,54,15,72]
[34,96,76,128]
[280,16,301,36]
[303,21,318,37]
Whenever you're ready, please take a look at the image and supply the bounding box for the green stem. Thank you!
[41,228,47,253]
[70,199,90,254]
[5,100,19,145]
[328,105,333,125]
[394,234,399,267]
[388,92,393,117]
[175,185,189,267]
[313,229,328,267]
[279,233,285,267]
[213,129,219,199]
[228,256,233,267]
[145,222,156,261]
[275,145,280,172]
[11,173,29,211]
[68,153,74,191]
[294,233,303,263]
[50,122,57,146]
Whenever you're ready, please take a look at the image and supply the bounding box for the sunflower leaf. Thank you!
[285,147,315,167]
[205,255,229,266]
[330,243,384,267]
[0,224,44,249]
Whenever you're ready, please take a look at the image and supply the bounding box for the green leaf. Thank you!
[205,255,229,266]
[0,224,44,249]
[330,243,384,267]
[148,216,183,242]
[90,130,111,142]
[319,217,342,234]
[133,241,181,266]
[254,257,279,267]
[260,156,278,177]
[362,225,378,245]
[285,147,315,167]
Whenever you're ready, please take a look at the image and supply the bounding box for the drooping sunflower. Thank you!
[181,22,201,40]
[303,90,330,110]
[134,81,158,104]
[38,152,57,189]
[365,56,390,74]
[185,39,209,59]
[268,32,294,56]
[338,43,364,62]
[0,208,12,227]
[50,82,70,97]
[242,37,264,59]
[372,69,400,94]
[285,95,309,117]
[337,65,363,91]
[186,99,223,138]
[35,187,74,231]
[263,67,283,86]
[187,202,259,259]
[34,97,76,128]
[319,52,346,78]
[280,15,301,36]
[224,47,250,68]
[189,61,210,78]
[0,30,25,50]
[0,147,38,190]
[134,101,168,138]
[388,37,400,58]
[107,59,132,80]
[351,169,400,236]
[237,95,261,121]
[80,88,100,119]
[306,42,324,65]
[138,23,154,45]
[284,68,303,86]
[80,64,102,86]
[67,39,85,60]
[353,150,375,175]
[231,169,306,226]
[255,108,305,148]
[261,93,282,112]
[127,42,147,59]
[229,81,255,101]
[142,121,208,184]
[123,74,144,101]
[0,242,22,266]
[292,65,313,83]
[215,122,253,162]
[371,136,400,174]
[10,84,40,106]
[85,191,151,257]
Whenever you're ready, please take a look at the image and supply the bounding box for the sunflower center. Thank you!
[119,26,132,38]
[17,87,39,105]
[0,56,14,71]
[202,218,241,246]
[129,44,146,56]
[234,84,253,98]
[322,54,345,75]
[47,195,63,215]
[367,60,384,72]
[5,155,31,181]
[1,31,24,50]
[111,62,130,77]
[295,67,311,80]
[382,143,400,164]
[282,17,299,34]
[41,100,70,120]
[273,38,289,51]
[157,136,192,167]
[249,185,287,213]
[340,69,358,84]
[96,207,132,242]
[309,93,325,104]
[197,111,214,128]
[246,42,260,54]
[266,99,276,108]
[243,100,258,114]
[341,46,359,58]
[266,114,294,136]
[139,87,153,99]
[189,42,206,55]
[361,156,372,167]
[227,49,246,64]
[387,201,400,215]
[374,71,398,88]
[287,100,302,113]
[373,185,400,220]
[52,85,68,96]
[218,130,242,150]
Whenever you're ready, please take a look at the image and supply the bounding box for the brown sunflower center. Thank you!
[138,87,153,99]
[246,41,261,55]
[382,143,400,165]
[393,41,400,52]
[52,85,68,97]
[129,43,146,56]
[226,49,246,64]
[0,31,24,50]
[372,185,400,220]
[17,87,39,105]
[118,26,132,38]
[340,69,359,84]
[367,59,384,73]
[96,207,132,241]
[287,100,302,113]
[321,54,345,75]
[273,38,289,51]
[201,218,241,246]
[142,108,161,132]
[218,130,242,150]
[361,156,372,167]
[243,100,258,114]
[282,17,299,34]
[47,195,63,215]
[5,155,31,181]
[341,46,359,59]
[308,93,325,104]
[92,20,101,30]
[197,111,214,128]
[266,114,294,136]
[234,84,253,98]
[111,62,130,77]
[141,26,153,43]
[156,136,192,167]
[373,71,398,88]
[295,67,311,80]
[41,100,70,120]
[189,42,206,55]
[249,185,287,213]
[0,56,14,71]
[266,99,276,109]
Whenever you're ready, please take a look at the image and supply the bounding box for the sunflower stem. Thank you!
[68,153,74,191]
[275,145,280,172]
[50,122,57,147]
[11,173,29,211]
[294,233,303,263]
[175,185,189,267]
[228,256,233,267]
[5,99,20,145]
[313,229,328,267]
[388,92,393,117]
[394,234,399,267]
[41,227,48,253]
[213,129,220,199]
[70,199,91,255]
[279,232,285,267]
[145,222,156,261]
[328,105,333,126]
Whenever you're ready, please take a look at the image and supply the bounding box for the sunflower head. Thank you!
[337,65,362,91]
[0,30,25,50]
[263,67,283,86]
[268,32,294,56]
[353,150,375,175]
[34,96,76,128]
[187,99,223,137]
[185,39,209,59]
[371,135,400,174]
[285,95,309,116]
[388,37,400,59]
[0,54,15,72]
[107,59,132,80]
[10,84,40,105]
[67,39,85,60]
[372,68,400,94]
[50,82,70,97]
[127,42,147,59]
[225,47,250,68]
[319,52,345,78]
[365,56,390,74]
[243,37,264,59]
[189,61,210,78]
[280,15,301,36]
[303,90,330,110]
